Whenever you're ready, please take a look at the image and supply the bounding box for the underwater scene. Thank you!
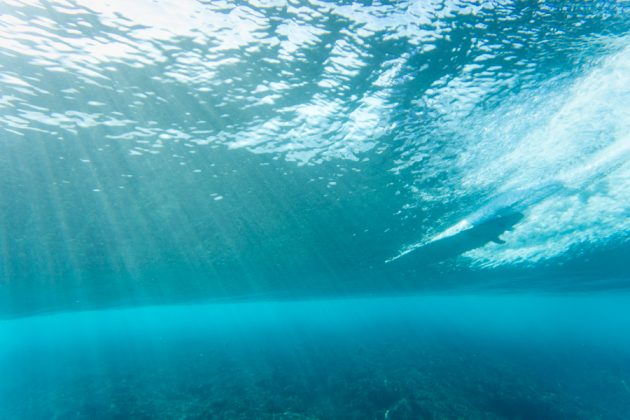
[0,0,629,418]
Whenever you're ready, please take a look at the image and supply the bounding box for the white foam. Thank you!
[457,41,630,266]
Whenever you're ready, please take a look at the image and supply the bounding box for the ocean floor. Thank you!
[1,295,630,419]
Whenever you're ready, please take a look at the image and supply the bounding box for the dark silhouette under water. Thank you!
[389,212,524,269]
[388,181,565,269]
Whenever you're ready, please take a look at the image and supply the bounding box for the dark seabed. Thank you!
[0,0,629,418]
[2,296,630,419]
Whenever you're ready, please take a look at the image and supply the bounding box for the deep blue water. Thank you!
[0,0,629,418]
[3,296,630,419]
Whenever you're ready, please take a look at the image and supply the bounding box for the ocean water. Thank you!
[0,0,629,418]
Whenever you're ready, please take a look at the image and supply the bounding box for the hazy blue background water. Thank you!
[0,0,629,418]
[3,296,630,419]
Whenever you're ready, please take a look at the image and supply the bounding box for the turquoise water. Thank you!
[2,296,630,418]
[1,0,629,418]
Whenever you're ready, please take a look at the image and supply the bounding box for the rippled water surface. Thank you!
[0,1,629,418]
[1,0,629,315]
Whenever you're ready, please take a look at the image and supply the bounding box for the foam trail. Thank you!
[484,42,629,260]
[399,40,630,267]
